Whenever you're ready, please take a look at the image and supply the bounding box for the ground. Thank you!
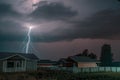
[0,68,120,80]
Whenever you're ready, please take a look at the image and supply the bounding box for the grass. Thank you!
[1,68,120,80]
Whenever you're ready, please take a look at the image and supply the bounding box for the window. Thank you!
[7,61,14,68]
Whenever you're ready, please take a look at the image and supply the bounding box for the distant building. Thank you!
[58,56,99,68]
[0,52,39,72]
[58,58,73,67]
[37,60,57,68]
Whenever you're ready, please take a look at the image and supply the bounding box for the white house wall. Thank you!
[2,60,26,72]
[0,61,3,72]
[26,60,37,71]
[77,62,97,68]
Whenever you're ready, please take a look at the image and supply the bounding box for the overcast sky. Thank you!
[0,0,120,60]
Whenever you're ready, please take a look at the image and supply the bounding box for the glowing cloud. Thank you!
[32,0,40,4]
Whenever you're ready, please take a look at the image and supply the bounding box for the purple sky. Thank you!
[0,0,120,60]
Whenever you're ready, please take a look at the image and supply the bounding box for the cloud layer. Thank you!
[31,2,77,21]
[0,0,120,42]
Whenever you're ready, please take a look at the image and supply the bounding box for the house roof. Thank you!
[38,60,57,64]
[0,52,39,60]
[69,56,99,62]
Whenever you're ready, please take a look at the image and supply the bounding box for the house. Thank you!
[68,56,99,67]
[58,56,99,68]
[0,52,39,72]
[37,60,57,68]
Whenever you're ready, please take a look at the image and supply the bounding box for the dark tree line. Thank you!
[75,49,97,59]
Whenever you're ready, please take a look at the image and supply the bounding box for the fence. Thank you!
[50,67,120,73]
[73,67,120,73]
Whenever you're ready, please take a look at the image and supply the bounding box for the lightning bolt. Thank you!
[25,0,39,54]
[26,27,32,53]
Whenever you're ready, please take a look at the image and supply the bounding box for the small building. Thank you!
[37,60,57,68]
[0,52,39,72]
[68,56,99,67]
[58,56,99,68]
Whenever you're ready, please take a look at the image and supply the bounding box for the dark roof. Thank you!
[38,60,57,64]
[0,52,39,60]
[69,56,99,62]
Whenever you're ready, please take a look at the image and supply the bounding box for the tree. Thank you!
[82,49,89,56]
[88,52,97,59]
[75,49,97,59]
[75,53,82,56]
[100,44,113,66]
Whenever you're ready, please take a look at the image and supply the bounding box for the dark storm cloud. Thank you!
[0,3,20,17]
[0,1,78,42]
[73,8,120,39]
[0,0,120,42]
[1,7,120,42]
[0,20,26,42]
[31,1,78,21]
[32,8,120,42]
[0,2,25,42]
